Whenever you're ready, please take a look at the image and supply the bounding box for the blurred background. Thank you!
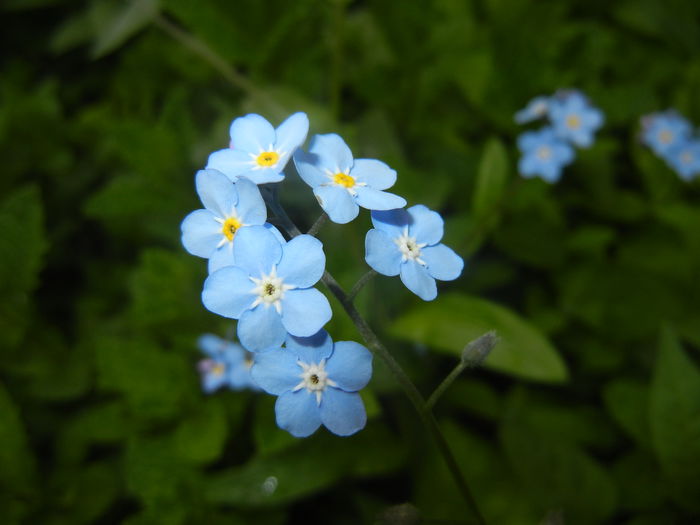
[2,0,700,523]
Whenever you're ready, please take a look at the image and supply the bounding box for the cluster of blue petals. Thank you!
[197,334,259,393]
[515,90,604,182]
[640,110,700,181]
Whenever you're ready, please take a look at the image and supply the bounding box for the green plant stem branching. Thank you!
[347,269,377,302]
[307,212,328,237]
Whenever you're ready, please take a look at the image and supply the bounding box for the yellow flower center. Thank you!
[212,363,226,376]
[536,146,552,160]
[256,151,279,167]
[681,151,693,164]
[333,172,355,188]
[659,130,673,145]
[222,217,242,242]
[566,114,581,129]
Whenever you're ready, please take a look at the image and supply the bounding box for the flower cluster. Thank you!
[181,112,464,437]
[514,90,604,182]
[640,110,700,181]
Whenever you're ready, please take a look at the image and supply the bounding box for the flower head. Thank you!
[251,331,372,437]
[517,127,574,182]
[197,334,259,392]
[665,139,700,181]
[206,112,309,185]
[202,226,332,352]
[293,133,407,224]
[514,95,551,124]
[365,205,463,301]
[549,90,604,148]
[641,110,693,158]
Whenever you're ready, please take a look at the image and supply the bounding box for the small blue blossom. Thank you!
[549,90,604,148]
[202,225,332,352]
[641,110,693,158]
[293,133,407,224]
[665,140,700,181]
[206,112,309,185]
[514,95,551,124]
[181,169,279,273]
[251,330,372,437]
[197,334,259,392]
[365,205,463,301]
[517,127,574,183]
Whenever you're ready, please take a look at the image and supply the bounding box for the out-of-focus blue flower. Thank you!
[549,91,604,148]
[665,140,700,180]
[181,169,273,273]
[514,96,551,124]
[641,110,693,158]
[293,133,406,224]
[197,334,259,392]
[517,127,575,183]
[206,112,309,185]
[202,226,332,352]
[365,205,463,301]
[251,330,372,437]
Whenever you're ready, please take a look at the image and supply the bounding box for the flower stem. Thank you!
[347,269,377,302]
[307,213,328,237]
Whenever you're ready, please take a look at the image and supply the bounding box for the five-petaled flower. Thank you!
[549,90,604,148]
[207,112,309,185]
[517,127,574,183]
[666,140,700,181]
[293,133,406,224]
[514,95,551,124]
[251,330,372,437]
[641,110,692,157]
[197,333,259,393]
[365,205,463,301]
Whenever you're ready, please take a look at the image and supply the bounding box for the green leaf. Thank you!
[472,138,509,222]
[173,397,228,465]
[603,378,650,447]
[91,0,159,58]
[649,325,700,512]
[390,293,568,383]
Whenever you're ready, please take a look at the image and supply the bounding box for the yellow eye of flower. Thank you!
[333,172,355,188]
[566,114,581,129]
[222,217,242,242]
[212,363,226,376]
[256,151,279,167]
[659,130,673,145]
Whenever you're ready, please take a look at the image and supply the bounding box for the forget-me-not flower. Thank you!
[202,225,331,352]
[181,169,274,273]
[517,127,574,183]
[293,133,407,224]
[665,140,700,181]
[197,334,259,392]
[365,205,463,301]
[514,95,551,124]
[251,330,372,437]
[549,91,604,148]
[641,110,693,158]
[206,112,309,185]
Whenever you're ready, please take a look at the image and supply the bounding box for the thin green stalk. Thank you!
[307,213,328,237]
[347,269,377,302]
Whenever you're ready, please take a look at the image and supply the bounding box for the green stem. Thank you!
[347,269,377,302]
[307,213,328,237]
[426,361,468,411]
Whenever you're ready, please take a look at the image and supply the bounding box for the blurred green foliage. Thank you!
[2,0,700,523]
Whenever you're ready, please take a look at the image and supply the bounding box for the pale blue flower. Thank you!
[514,96,551,124]
[293,133,406,224]
[641,110,693,158]
[251,330,372,437]
[202,226,332,352]
[365,205,463,301]
[517,127,574,182]
[206,112,309,185]
[197,334,259,392]
[549,90,604,148]
[665,140,700,181]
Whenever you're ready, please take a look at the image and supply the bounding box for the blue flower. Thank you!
[514,95,551,124]
[517,127,574,182]
[549,91,604,148]
[251,330,372,437]
[181,169,278,273]
[641,110,693,158]
[202,225,332,352]
[197,334,260,392]
[293,133,407,224]
[365,205,463,301]
[206,112,309,185]
[665,140,700,181]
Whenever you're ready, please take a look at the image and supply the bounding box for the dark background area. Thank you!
[2,0,700,523]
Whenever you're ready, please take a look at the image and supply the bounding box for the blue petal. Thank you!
[250,347,302,395]
[229,365,258,391]
[350,159,397,190]
[371,208,410,238]
[308,133,353,173]
[238,304,286,352]
[221,342,245,364]
[203,371,228,393]
[365,229,401,276]
[207,242,236,274]
[517,131,540,152]
[232,225,283,277]
[274,112,309,166]
[422,244,464,281]
[202,266,255,319]
[320,389,366,436]
[286,330,334,363]
[206,149,254,181]
[275,390,322,437]
[234,177,266,224]
[242,167,285,185]
[229,114,276,154]
[354,186,406,211]
[195,169,238,219]
[281,288,332,337]
[181,209,221,258]
[407,205,444,245]
[197,334,226,357]
[325,341,372,391]
[293,149,329,188]
[264,223,287,244]
[314,185,359,224]
[400,260,437,301]
[277,234,325,288]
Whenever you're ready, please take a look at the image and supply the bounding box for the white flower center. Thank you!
[249,266,296,314]
[213,207,245,248]
[394,227,427,266]
[293,359,337,405]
